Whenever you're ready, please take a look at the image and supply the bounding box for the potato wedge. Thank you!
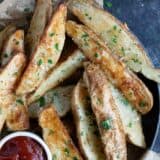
[72,80,105,160]
[110,85,146,148]
[6,95,29,131]
[39,106,83,160]
[0,93,15,132]
[16,4,67,95]
[26,0,52,56]
[0,25,16,53]
[1,30,24,66]
[28,49,85,104]
[66,21,153,114]
[0,53,26,91]
[83,62,127,160]
[29,85,74,118]
[67,0,160,83]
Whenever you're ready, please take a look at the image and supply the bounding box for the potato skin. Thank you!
[83,62,127,160]
[39,106,83,160]
[66,20,153,114]
[16,4,67,95]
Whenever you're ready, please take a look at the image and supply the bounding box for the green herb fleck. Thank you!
[49,32,55,37]
[4,53,8,58]
[24,8,30,12]
[94,52,99,58]
[113,25,117,30]
[48,59,53,64]
[16,99,24,105]
[104,1,112,8]
[101,118,112,130]
[128,122,132,128]
[72,157,78,160]
[38,97,45,107]
[81,33,89,39]
[37,59,43,66]
[112,35,117,43]
[15,41,19,45]
[52,154,57,160]
[54,43,59,51]
[85,13,89,16]
[121,98,129,105]
[64,148,70,156]
[49,129,54,135]
[139,100,147,107]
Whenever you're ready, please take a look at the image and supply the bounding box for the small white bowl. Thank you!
[0,131,52,160]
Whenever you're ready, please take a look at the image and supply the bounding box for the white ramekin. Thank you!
[0,131,52,160]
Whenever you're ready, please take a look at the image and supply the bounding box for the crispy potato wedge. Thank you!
[110,85,146,148]
[0,93,15,132]
[0,53,26,91]
[83,62,127,160]
[72,80,105,160]
[1,30,24,66]
[26,0,52,56]
[16,4,67,95]
[67,0,160,83]
[66,21,153,114]
[39,106,83,160]
[28,49,85,104]
[29,85,74,118]
[0,25,16,53]
[6,95,29,131]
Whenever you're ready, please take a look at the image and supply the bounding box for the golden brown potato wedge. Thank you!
[0,53,26,91]
[110,84,146,148]
[16,4,67,95]
[66,21,153,114]
[6,95,29,131]
[29,85,74,118]
[1,30,24,66]
[26,0,52,56]
[0,93,15,132]
[39,106,83,160]
[0,25,16,53]
[83,62,127,160]
[28,49,85,104]
[72,80,105,160]
[67,0,160,83]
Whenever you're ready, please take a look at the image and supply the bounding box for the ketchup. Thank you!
[0,137,46,160]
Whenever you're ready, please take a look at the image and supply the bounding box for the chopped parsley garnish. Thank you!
[54,43,59,51]
[48,59,53,64]
[64,148,70,156]
[94,52,99,58]
[81,33,89,39]
[104,1,112,8]
[15,41,19,45]
[49,129,54,135]
[113,25,117,30]
[139,100,147,107]
[4,53,8,58]
[24,8,30,12]
[112,35,117,43]
[49,32,55,37]
[38,96,45,107]
[72,157,78,160]
[37,59,43,66]
[84,13,92,20]
[101,118,112,130]
[128,122,132,128]
[52,154,57,160]
[121,98,129,105]
[16,99,24,105]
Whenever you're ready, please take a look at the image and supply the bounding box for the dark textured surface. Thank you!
[104,0,160,154]
[104,0,160,68]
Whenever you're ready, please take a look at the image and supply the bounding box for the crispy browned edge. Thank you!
[83,62,127,160]
[39,105,83,159]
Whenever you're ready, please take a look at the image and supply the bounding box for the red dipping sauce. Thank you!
[0,137,46,160]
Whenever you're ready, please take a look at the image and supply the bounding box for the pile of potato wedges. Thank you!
[0,0,160,160]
